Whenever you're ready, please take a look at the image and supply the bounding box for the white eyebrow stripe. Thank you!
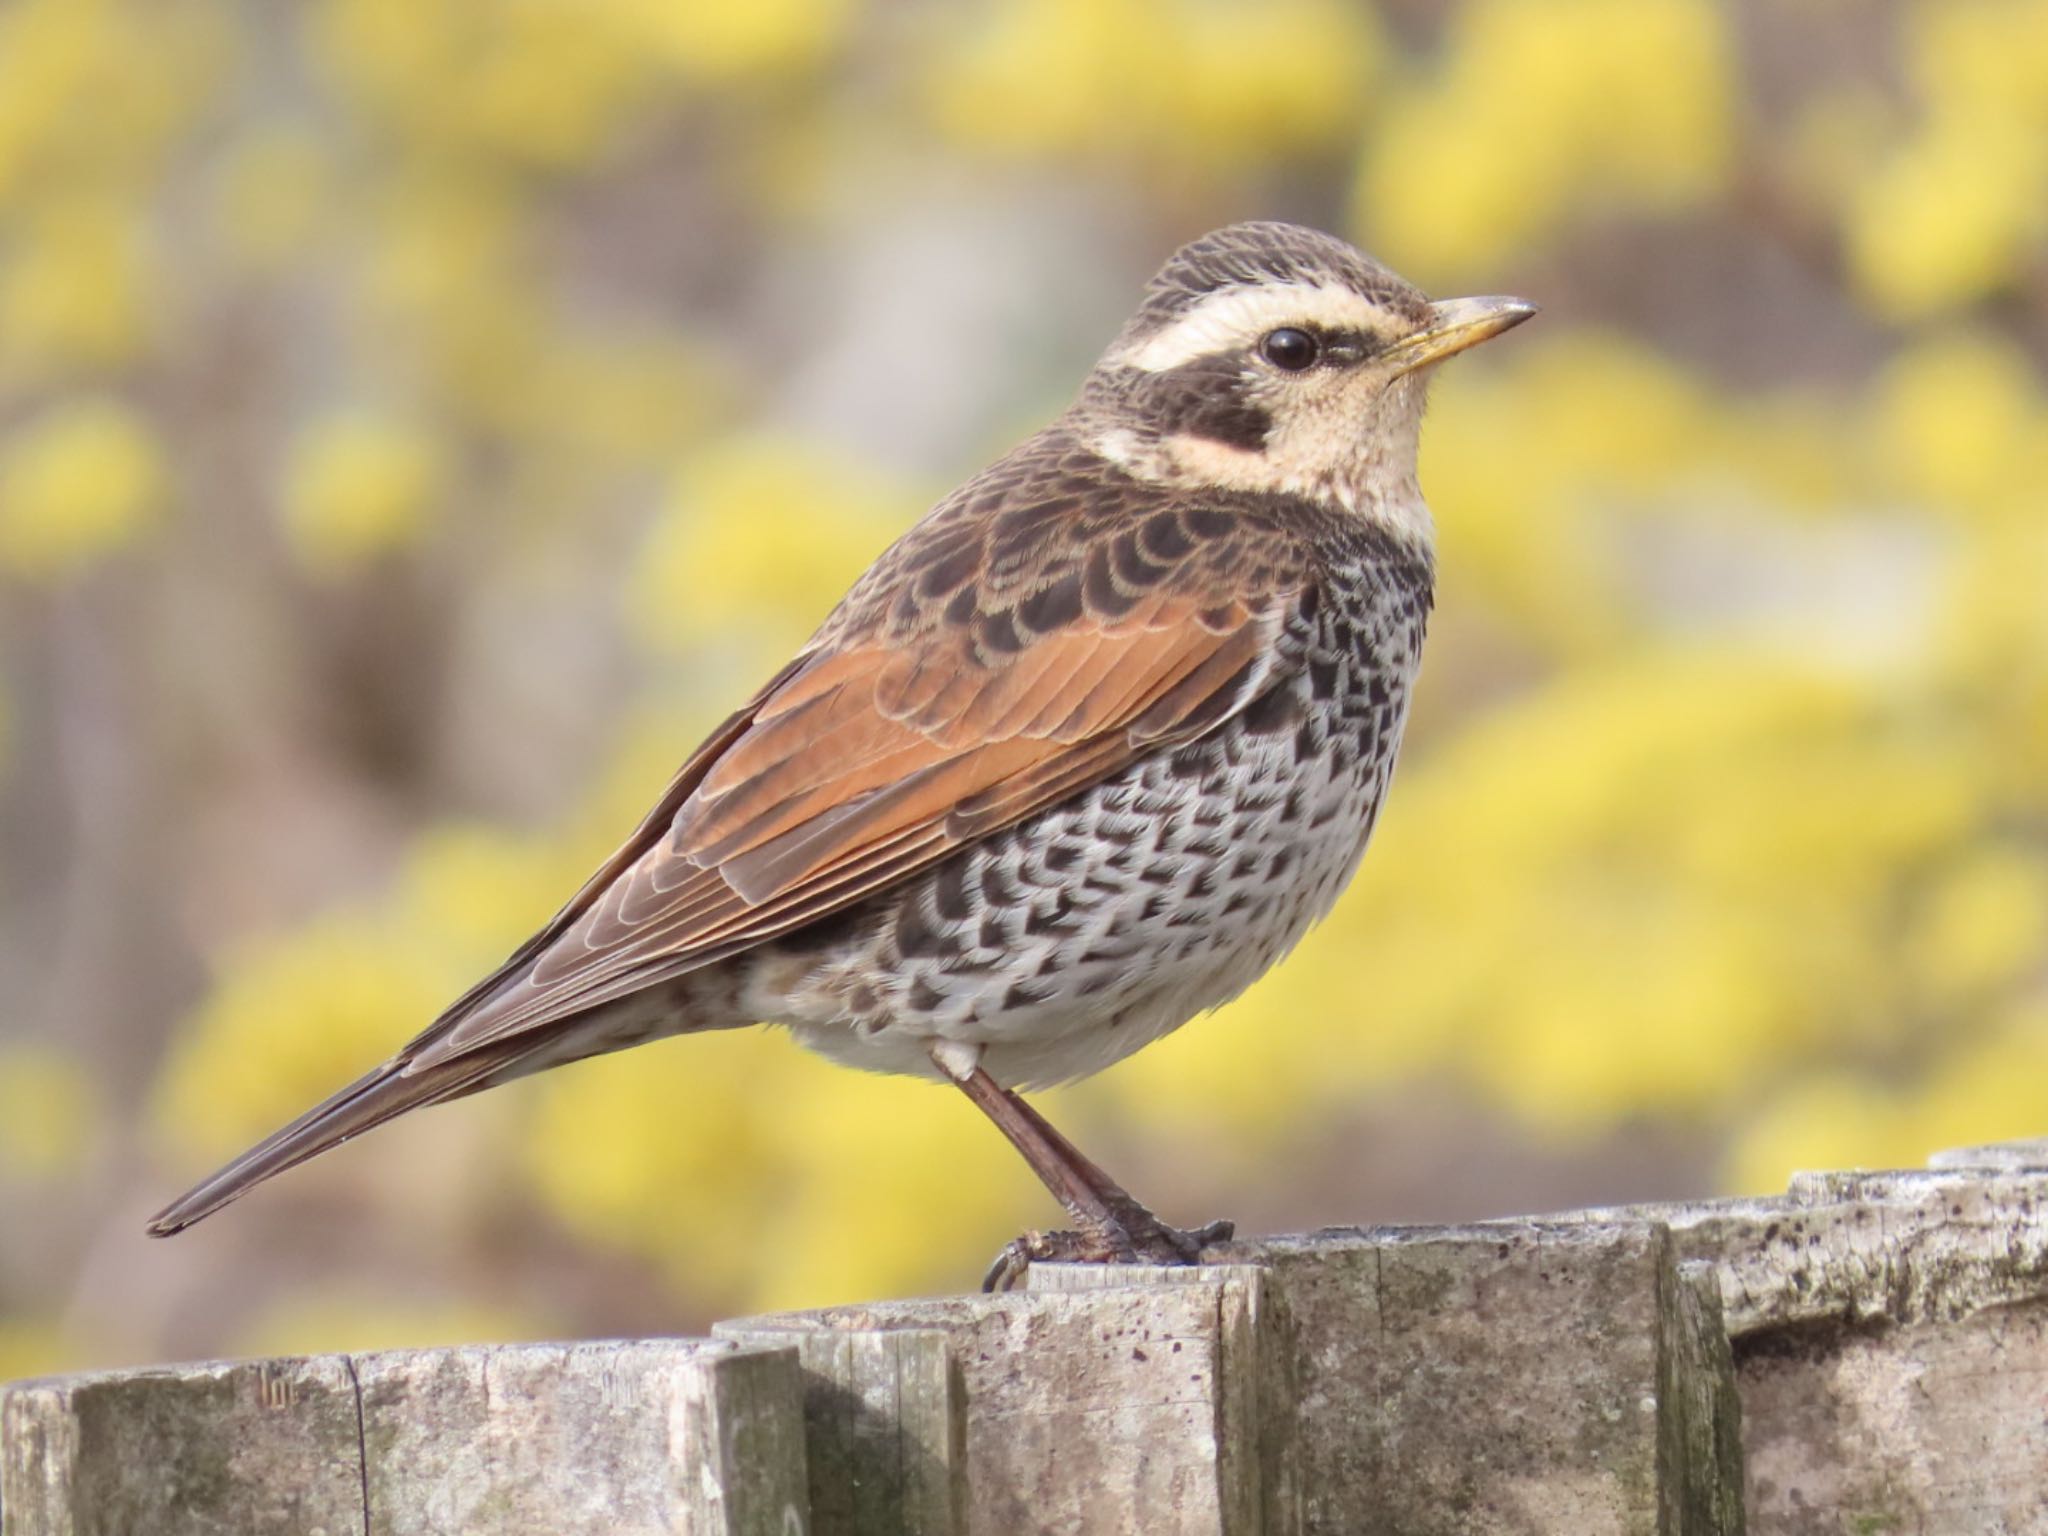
[1112,282,1393,372]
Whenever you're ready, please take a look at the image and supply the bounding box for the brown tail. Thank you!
[145,1047,521,1237]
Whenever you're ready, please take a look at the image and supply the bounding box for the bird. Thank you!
[147,221,1535,1288]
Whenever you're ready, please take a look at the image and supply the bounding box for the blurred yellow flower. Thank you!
[1730,1005,2048,1194]
[0,1044,100,1182]
[627,0,855,82]
[283,412,449,574]
[0,1318,71,1384]
[1420,333,1720,651]
[315,0,644,168]
[1945,512,2048,737]
[1845,0,2048,317]
[536,339,718,466]
[1908,1002,2048,1156]
[239,1291,548,1359]
[1724,1074,1914,1195]
[925,0,1379,171]
[747,1062,1040,1311]
[363,173,538,403]
[0,196,153,374]
[1866,329,2042,520]
[396,822,588,966]
[213,124,335,269]
[523,1032,789,1307]
[522,1026,1038,1311]
[0,0,223,210]
[1360,0,1733,277]
[152,914,466,1163]
[1909,0,2048,112]
[0,397,166,580]
[1907,847,2048,1008]
[629,436,918,657]
[1848,115,2048,320]
[1781,86,1899,220]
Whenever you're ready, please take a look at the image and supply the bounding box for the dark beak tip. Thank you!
[1427,294,1541,334]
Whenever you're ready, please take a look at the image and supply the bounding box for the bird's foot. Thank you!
[980,1216,1235,1293]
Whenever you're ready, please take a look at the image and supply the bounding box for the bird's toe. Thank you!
[980,1226,1136,1292]
[980,1215,1238,1291]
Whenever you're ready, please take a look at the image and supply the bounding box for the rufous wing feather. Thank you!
[405,585,1295,1068]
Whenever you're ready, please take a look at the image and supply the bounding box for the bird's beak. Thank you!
[1385,295,1538,375]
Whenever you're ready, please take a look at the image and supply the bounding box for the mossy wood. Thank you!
[8,1141,2048,1534]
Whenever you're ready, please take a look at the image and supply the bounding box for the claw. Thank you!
[982,1241,1029,1294]
[981,1226,1132,1292]
[979,1216,1238,1292]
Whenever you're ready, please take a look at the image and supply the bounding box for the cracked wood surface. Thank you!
[722,1279,1266,1536]
[1029,1224,1743,1536]
[7,1143,2048,1534]
[1,1339,809,1536]
[1547,1144,2048,1536]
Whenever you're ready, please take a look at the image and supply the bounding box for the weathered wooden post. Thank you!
[1592,1143,2048,1532]
[1031,1223,1744,1535]
[1,1339,810,1536]
[8,1142,2048,1534]
[720,1271,1269,1534]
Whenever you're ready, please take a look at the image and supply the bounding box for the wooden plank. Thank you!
[724,1273,1263,1536]
[1265,1221,1737,1536]
[714,1321,961,1536]
[1016,1262,1274,1534]
[1556,1154,2048,1535]
[1927,1138,2048,1171]
[1035,1221,1743,1536]
[2,1355,365,1536]
[2,1340,810,1536]
[1662,1262,1744,1536]
[354,1339,809,1536]
[1738,1294,2048,1533]
[12,1141,2048,1536]
[1560,1167,2048,1335]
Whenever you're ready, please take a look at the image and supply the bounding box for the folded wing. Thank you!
[406,562,1292,1068]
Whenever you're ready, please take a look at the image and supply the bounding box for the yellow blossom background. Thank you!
[2,0,2045,1373]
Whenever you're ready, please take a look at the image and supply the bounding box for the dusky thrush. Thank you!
[149,222,1535,1287]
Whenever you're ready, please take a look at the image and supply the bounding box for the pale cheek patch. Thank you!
[1163,417,1362,503]
[1115,282,1398,373]
[1160,433,1284,492]
[1159,379,1436,547]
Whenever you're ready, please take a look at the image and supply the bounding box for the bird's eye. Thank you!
[1259,327,1319,371]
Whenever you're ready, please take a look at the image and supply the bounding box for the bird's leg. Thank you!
[986,1077,1233,1253]
[934,1046,1233,1290]
[947,1063,1136,1254]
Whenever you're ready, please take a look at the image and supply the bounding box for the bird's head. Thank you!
[1081,221,1535,542]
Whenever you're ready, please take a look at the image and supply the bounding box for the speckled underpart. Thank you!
[751,517,1430,1088]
